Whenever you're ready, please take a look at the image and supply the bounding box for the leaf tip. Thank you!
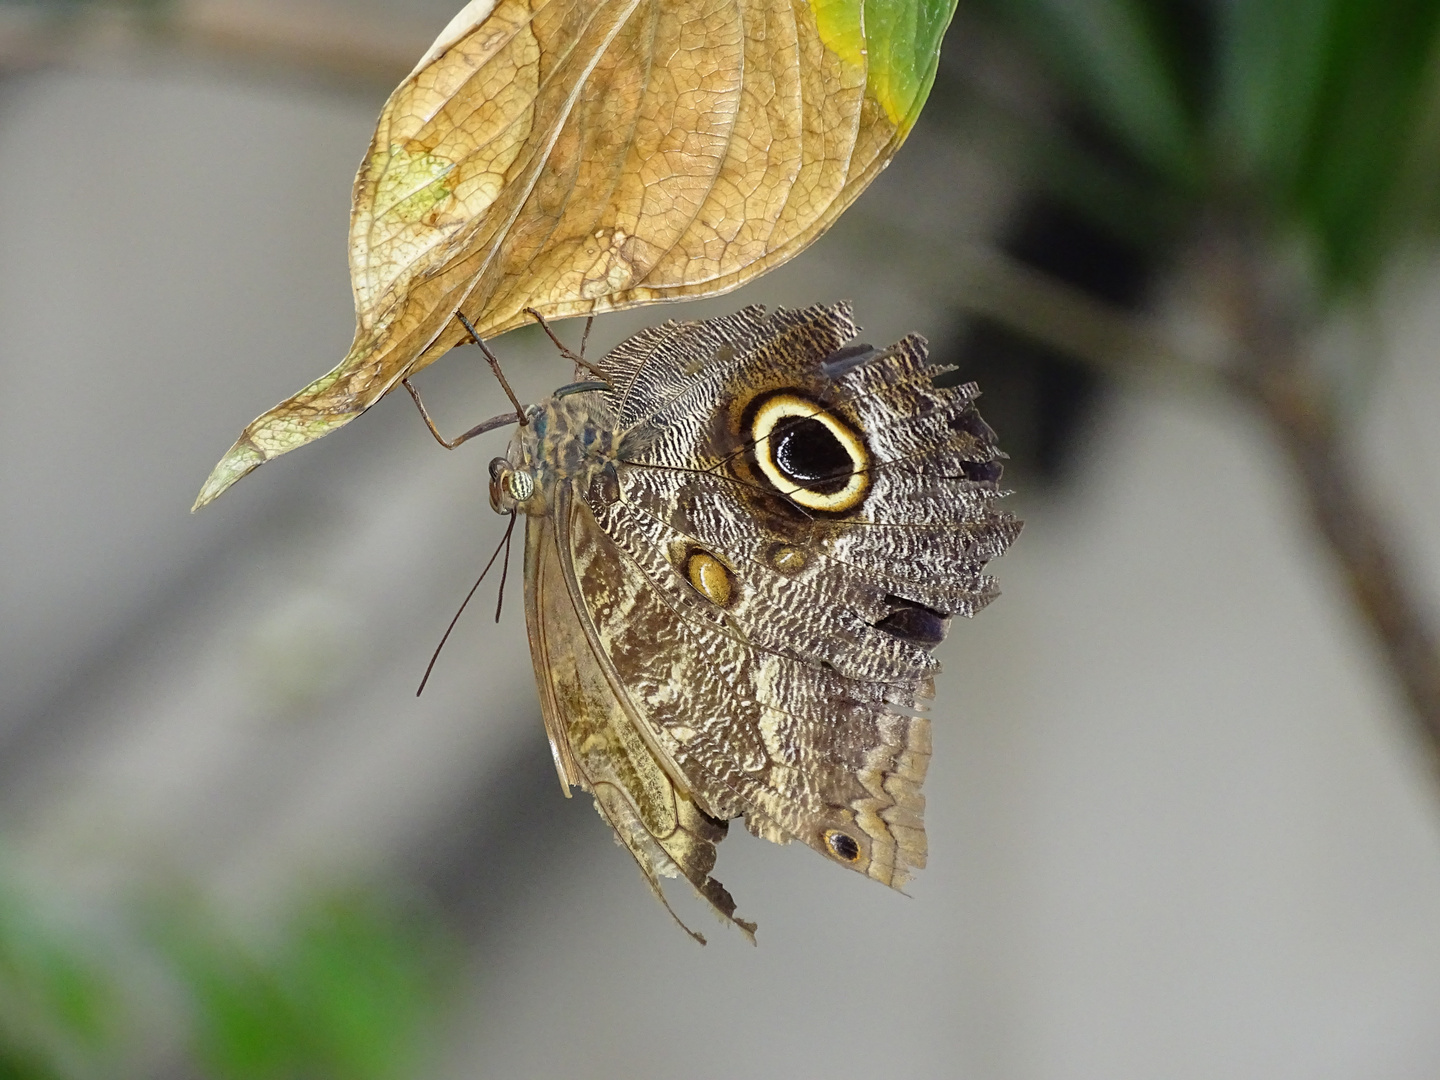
[192,441,265,512]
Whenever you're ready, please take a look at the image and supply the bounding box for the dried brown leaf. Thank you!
[196,0,953,507]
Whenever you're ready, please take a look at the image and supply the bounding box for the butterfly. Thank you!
[469,300,1017,942]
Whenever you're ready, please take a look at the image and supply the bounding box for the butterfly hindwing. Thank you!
[566,478,933,890]
[585,304,1010,889]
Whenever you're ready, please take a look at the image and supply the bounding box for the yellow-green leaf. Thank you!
[195,0,957,509]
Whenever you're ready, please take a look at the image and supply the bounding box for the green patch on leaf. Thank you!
[864,0,959,128]
[812,0,866,69]
[814,0,960,129]
[375,144,455,226]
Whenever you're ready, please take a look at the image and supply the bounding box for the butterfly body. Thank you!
[488,302,1018,941]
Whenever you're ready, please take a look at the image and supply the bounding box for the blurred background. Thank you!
[5,0,1440,1076]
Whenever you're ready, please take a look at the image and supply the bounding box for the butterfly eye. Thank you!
[504,470,536,502]
[824,829,862,863]
[490,460,535,511]
[749,393,870,513]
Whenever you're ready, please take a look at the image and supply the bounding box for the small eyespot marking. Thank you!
[684,549,735,607]
[750,393,869,512]
[769,544,807,574]
[825,829,862,863]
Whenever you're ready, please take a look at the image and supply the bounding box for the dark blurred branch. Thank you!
[1215,231,1440,774]
[952,245,1219,393]
[971,221,1440,780]
[0,0,430,85]
[1239,366,1440,767]
[837,202,1222,392]
[956,216,1440,777]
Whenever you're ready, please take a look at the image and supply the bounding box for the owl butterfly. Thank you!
[483,301,1017,942]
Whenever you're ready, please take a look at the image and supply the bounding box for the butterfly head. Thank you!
[488,456,537,514]
[488,393,624,517]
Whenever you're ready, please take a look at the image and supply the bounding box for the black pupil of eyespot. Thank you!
[772,417,851,493]
[830,832,860,860]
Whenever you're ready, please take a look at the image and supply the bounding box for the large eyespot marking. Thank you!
[750,393,869,513]
[824,829,862,863]
[683,548,737,608]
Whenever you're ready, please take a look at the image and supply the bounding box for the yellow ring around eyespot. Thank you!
[686,550,733,607]
[751,394,869,512]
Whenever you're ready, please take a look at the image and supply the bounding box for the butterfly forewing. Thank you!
[524,502,755,942]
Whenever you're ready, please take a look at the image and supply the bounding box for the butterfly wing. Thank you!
[554,302,1017,914]
[523,505,756,942]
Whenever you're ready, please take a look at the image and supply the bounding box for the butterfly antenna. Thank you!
[494,509,517,623]
[417,509,520,696]
[620,459,817,521]
[455,311,528,425]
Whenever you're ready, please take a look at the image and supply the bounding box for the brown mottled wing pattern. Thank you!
[547,301,1016,922]
[523,503,756,943]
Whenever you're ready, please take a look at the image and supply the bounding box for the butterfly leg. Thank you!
[524,306,610,382]
[579,315,594,361]
[401,378,520,449]
[453,311,530,423]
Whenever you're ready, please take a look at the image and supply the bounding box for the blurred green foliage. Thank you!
[161,892,452,1080]
[985,0,1440,293]
[0,863,453,1080]
[0,877,119,1080]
